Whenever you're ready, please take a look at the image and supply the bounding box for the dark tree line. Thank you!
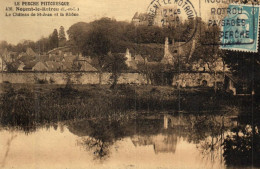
[0,26,67,54]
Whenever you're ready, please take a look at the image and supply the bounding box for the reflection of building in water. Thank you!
[164,114,191,129]
[164,114,238,129]
[131,134,177,154]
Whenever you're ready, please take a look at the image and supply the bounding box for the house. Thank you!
[17,61,25,71]
[0,49,21,71]
[32,62,48,71]
[19,52,36,65]
[134,54,144,64]
[132,5,179,27]
[161,38,190,66]
[23,61,37,71]
[45,61,63,71]
[125,48,138,70]
[224,73,254,96]
[191,58,228,72]
[132,12,149,26]
[74,57,97,72]
[61,62,73,71]
[1,49,18,63]
[26,48,37,57]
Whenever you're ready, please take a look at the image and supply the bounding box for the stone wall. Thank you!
[0,72,224,87]
[0,72,147,85]
[172,72,224,87]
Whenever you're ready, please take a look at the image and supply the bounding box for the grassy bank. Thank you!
[0,83,253,128]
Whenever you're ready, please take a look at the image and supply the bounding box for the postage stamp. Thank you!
[220,4,260,52]
[146,0,198,47]
[199,0,260,52]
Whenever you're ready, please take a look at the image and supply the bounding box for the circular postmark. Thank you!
[146,0,198,47]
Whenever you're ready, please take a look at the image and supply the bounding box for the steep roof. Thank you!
[126,60,138,70]
[47,46,72,55]
[62,62,73,71]
[32,62,48,71]
[132,12,139,19]
[26,48,37,56]
[132,12,148,21]
[76,60,98,71]
[19,54,35,64]
[135,54,144,62]
[23,61,37,70]
[45,61,63,71]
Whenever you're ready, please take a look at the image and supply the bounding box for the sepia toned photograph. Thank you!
[0,0,259,168]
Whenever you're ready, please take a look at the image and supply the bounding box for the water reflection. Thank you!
[67,114,235,166]
[68,119,132,160]
[0,113,259,169]
[223,118,260,168]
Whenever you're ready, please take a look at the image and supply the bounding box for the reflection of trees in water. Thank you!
[192,115,226,164]
[79,137,111,160]
[197,134,224,166]
[69,119,133,160]
[223,118,260,168]
[164,114,236,166]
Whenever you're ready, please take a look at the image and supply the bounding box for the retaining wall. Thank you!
[0,72,147,85]
[0,72,224,87]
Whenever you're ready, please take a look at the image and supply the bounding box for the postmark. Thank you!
[146,0,198,47]
[199,0,260,53]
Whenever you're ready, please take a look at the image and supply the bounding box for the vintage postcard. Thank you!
[0,0,259,168]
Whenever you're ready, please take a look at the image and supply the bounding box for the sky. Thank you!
[0,0,216,44]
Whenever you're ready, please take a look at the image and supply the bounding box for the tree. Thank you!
[83,27,112,84]
[223,117,260,168]
[35,37,51,54]
[67,22,92,55]
[0,41,11,50]
[5,61,19,72]
[49,29,59,49]
[105,53,127,89]
[190,19,224,71]
[189,20,225,91]
[58,26,67,47]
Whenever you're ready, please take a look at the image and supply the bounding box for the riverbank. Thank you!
[0,83,256,128]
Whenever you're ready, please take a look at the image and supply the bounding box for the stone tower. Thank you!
[125,48,132,67]
[161,37,174,65]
